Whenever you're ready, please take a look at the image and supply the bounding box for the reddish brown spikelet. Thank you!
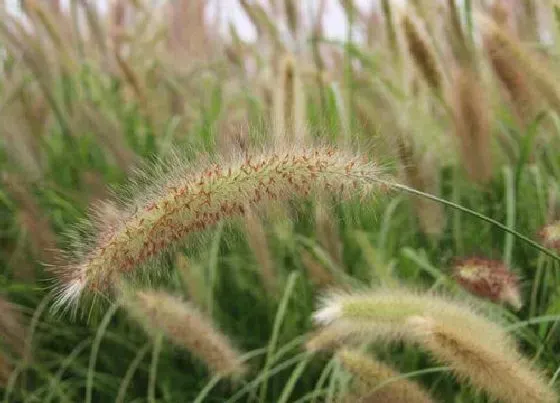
[126,290,247,378]
[450,67,492,184]
[453,257,522,309]
[538,220,560,250]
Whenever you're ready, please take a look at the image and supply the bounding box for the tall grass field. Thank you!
[2,0,560,402]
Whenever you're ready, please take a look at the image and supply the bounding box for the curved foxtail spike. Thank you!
[401,13,442,92]
[408,316,557,403]
[310,286,557,403]
[337,349,436,403]
[481,15,560,118]
[450,67,493,184]
[310,288,511,349]
[123,290,247,378]
[53,146,386,309]
[481,15,537,127]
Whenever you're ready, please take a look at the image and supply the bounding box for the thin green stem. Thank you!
[372,179,560,263]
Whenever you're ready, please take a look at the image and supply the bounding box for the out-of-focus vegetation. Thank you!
[2,0,560,401]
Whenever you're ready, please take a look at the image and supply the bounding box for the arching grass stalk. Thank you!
[363,177,560,262]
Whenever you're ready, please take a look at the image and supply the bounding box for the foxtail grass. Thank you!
[337,348,435,403]
[244,209,277,293]
[314,200,343,265]
[175,255,209,312]
[53,146,384,309]
[482,17,560,120]
[452,257,522,309]
[401,13,443,92]
[381,0,399,60]
[309,286,556,403]
[446,0,470,63]
[408,315,557,403]
[284,0,298,39]
[395,138,446,237]
[310,287,510,349]
[482,16,535,126]
[538,220,560,250]
[450,67,492,184]
[300,250,336,288]
[124,290,247,378]
[273,54,306,143]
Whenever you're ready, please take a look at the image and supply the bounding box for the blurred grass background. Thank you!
[2,0,560,401]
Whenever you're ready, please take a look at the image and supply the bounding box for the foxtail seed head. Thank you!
[538,220,560,250]
[450,67,493,184]
[311,287,513,351]
[337,349,435,403]
[54,146,384,309]
[124,290,247,378]
[482,18,536,126]
[401,13,442,92]
[408,315,557,403]
[453,257,522,310]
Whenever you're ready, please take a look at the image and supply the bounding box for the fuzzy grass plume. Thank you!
[450,67,492,184]
[337,349,435,403]
[311,287,556,402]
[453,257,522,309]
[482,17,556,123]
[538,220,560,250]
[401,13,442,92]
[54,146,384,308]
[309,287,511,351]
[124,290,246,378]
[273,54,306,143]
[408,315,557,403]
